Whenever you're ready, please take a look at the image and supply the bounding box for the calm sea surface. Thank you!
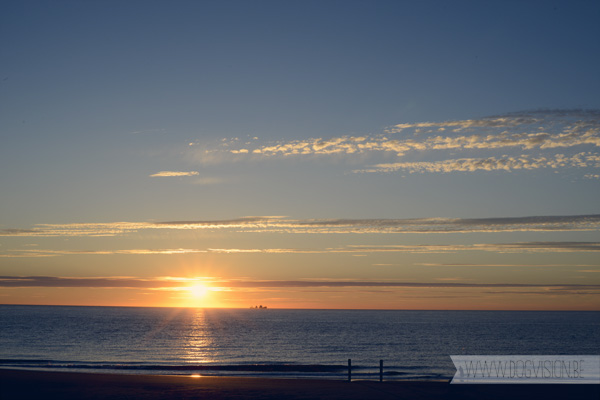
[1,306,598,380]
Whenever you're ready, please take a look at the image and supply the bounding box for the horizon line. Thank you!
[2,304,598,312]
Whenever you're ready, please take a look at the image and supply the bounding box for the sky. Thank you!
[1,0,599,310]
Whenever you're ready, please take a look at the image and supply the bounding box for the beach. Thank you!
[1,369,598,400]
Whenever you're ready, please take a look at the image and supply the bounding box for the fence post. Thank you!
[380,360,383,382]
[347,359,352,382]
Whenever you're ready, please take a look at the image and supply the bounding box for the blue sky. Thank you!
[1,1,599,309]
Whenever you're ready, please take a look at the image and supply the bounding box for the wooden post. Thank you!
[347,359,351,382]
[379,360,383,382]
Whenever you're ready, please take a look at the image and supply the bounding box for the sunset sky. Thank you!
[1,0,599,309]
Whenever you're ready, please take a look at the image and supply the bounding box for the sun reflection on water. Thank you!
[181,309,218,364]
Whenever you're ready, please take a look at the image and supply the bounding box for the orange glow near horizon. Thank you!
[0,276,599,310]
[175,280,228,308]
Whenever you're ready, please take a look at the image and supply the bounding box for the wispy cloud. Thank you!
[230,110,599,155]
[415,263,599,268]
[386,109,600,133]
[0,222,148,237]
[150,171,199,177]
[0,276,174,288]
[356,152,600,174]
[206,248,322,254]
[474,242,600,253]
[191,109,600,177]
[154,216,283,227]
[349,242,600,254]
[3,241,600,258]
[192,177,223,185]
[0,249,209,257]
[1,276,598,291]
[2,214,599,237]
[0,229,38,235]
[480,289,600,296]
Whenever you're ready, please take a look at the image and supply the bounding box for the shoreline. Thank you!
[0,365,449,381]
[1,369,598,400]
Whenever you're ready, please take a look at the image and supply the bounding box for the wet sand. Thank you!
[1,369,598,399]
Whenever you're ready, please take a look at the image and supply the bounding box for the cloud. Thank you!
[190,109,600,177]
[220,280,600,290]
[356,152,600,174]
[0,248,322,257]
[0,276,173,288]
[0,249,209,257]
[0,253,56,258]
[3,241,599,258]
[386,109,600,133]
[2,214,599,237]
[206,248,323,254]
[0,222,149,237]
[216,109,600,156]
[0,217,283,237]
[266,214,600,234]
[0,229,38,235]
[349,242,600,253]
[415,263,599,268]
[150,171,199,177]
[1,276,598,291]
[474,242,600,253]
[154,216,282,227]
[481,290,600,296]
[192,177,223,185]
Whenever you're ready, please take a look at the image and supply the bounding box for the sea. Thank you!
[1,306,598,381]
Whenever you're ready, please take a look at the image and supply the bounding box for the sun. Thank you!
[188,283,209,299]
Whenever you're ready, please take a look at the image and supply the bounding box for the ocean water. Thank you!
[1,306,598,380]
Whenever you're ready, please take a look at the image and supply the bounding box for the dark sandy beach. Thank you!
[1,369,598,400]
